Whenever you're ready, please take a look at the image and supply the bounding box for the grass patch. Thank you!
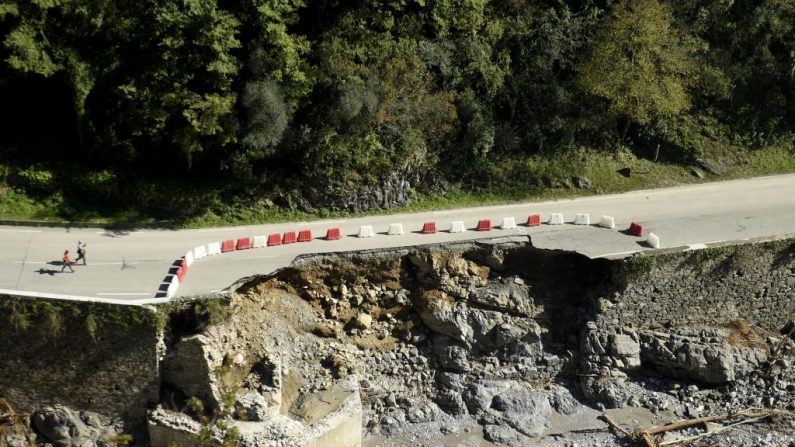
[624,254,658,275]
[1,141,793,228]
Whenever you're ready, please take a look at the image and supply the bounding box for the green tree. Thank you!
[577,0,695,141]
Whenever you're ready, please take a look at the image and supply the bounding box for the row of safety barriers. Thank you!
[164,213,659,298]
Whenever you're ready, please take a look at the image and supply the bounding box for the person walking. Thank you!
[61,250,74,273]
[75,240,87,265]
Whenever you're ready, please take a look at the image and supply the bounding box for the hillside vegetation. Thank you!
[0,0,793,225]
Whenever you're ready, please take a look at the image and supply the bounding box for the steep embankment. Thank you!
[1,237,793,446]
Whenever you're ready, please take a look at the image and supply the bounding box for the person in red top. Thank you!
[61,250,74,273]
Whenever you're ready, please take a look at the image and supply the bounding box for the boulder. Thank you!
[354,313,373,329]
[31,405,115,447]
[640,331,735,383]
[416,290,473,342]
[471,281,533,315]
[491,384,552,438]
[462,380,512,415]
[483,424,526,447]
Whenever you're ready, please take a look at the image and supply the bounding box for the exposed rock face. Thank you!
[639,331,735,383]
[491,384,552,437]
[30,405,119,447]
[2,237,793,447]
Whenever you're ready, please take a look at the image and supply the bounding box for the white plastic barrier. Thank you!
[388,223,404,236]
[207,241,222,256]
[253,235,268,248]
[647,232,660,249]
[501,217,517,230]
[575,213,591,225]
[193,245,207,260]
[450,221,466,233]
[184,250,195,267]
[166,276,179,298]
[598,215,616,229]
[358,225,374,238]
[548,213,565,225]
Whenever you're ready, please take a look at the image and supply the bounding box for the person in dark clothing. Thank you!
[75,240,87,265]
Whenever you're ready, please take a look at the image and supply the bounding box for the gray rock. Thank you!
[611,333,640,357]
[483,424,525,447]
[462,381,512,415]
[640,331,735,383]
[549,385,582,416]
[471,282,533,315]
[436,390,468,417]
[492,384,552,438]
[416,296,473,343]
[573,176,592,189]
[31,405,112,447]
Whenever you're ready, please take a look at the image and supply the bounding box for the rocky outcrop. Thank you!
[2,237,793,447]
[639,331,735,384]
[30,405,121,447]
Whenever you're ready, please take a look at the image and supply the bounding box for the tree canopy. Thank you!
[0,0,792,214]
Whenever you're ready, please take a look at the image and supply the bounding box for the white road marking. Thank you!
[15,261,123,265]
[0,229,42,233]
[97,292,152,296]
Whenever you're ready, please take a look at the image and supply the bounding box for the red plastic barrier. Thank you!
[283,231,297,244]
[476,219,492,231]
[221,239,235,253]
[236,237,252,250]
[628,222,644,237]
[267,233,282,246]
[176,265,185,282]
[526,214,541,227]
[298,230,312,242]
[422,222,437,234]
[180,258,188,270]
[325,228,341,240]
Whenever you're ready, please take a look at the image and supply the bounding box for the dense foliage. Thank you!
[0,0,792,217]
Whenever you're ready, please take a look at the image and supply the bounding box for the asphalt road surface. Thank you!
[1,174,793,302]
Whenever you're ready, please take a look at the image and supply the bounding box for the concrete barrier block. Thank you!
[501,217,517,230]
[184,250,194,268]
[166,277,179,298]
[207,242,222,256]
[575,213,590,225]
[548,213,565,225]
[358,225,374,238]
[450,221,466,233]
[598,215,616,229]
[388,223,404,236]
[192,245,206,260]
[253,235,268,248]
[647,232,660,249]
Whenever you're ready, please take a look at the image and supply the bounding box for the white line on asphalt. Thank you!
[15,261,124,265]
[0,229,42,233]
[97,292,152,296]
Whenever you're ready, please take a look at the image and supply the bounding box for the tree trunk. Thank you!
[620,117,631,141]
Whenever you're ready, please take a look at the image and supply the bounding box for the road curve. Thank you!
[1,174,794,301]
